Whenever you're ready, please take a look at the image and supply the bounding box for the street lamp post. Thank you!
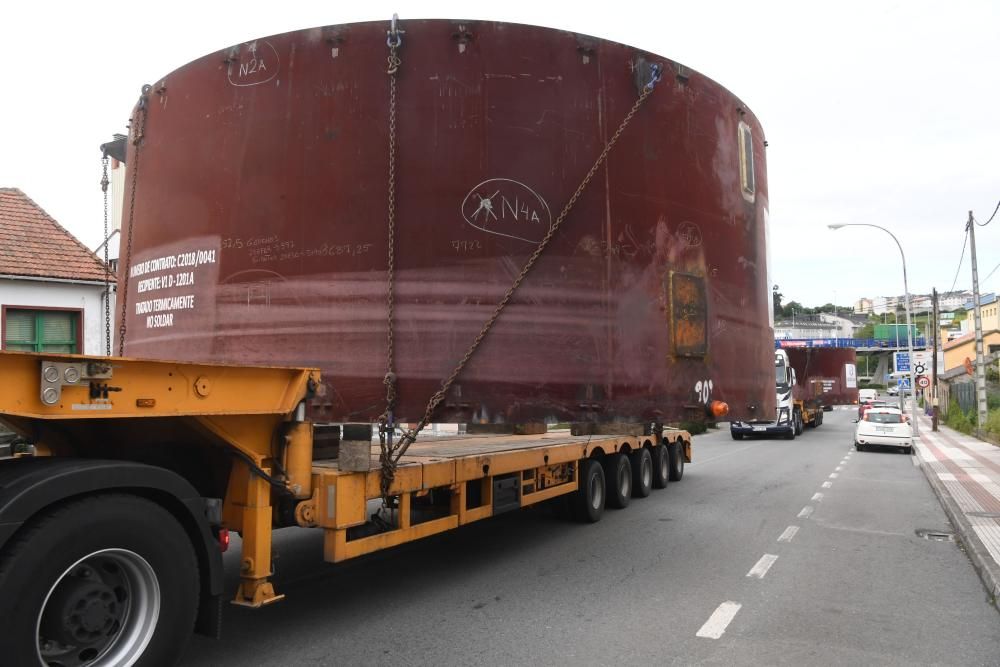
[829,223,919,435]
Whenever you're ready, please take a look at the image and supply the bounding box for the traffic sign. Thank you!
[894,351,911,373]
[917,376,930,388]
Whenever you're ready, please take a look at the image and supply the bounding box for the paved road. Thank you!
[183,412,1000,665]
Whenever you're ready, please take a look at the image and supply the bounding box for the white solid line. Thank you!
[747,553,779,579]
[798,505,814,518]
[829,472,839,479]
[777,525,799,543]
[811,492,824,502]
[696,601,742,639]
[822,481,833,488]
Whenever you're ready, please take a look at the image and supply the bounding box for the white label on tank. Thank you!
[845,363,857,389]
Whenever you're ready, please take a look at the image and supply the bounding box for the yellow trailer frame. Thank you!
[0,351,690,609]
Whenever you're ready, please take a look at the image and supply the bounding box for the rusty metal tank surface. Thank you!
[783,346,859,408]
[119,19,774,425]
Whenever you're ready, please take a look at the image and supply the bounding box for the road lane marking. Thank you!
[747,554,779,579]
[777,525,799,543]
[696,602,742,639]
[829,473,839,479]
[798,505,814,518]
[835,466,843,471]
[811,492,824,502]
[822,481,833,488]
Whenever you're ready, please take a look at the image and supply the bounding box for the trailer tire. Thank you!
[668,441,685,482]
[651,445,669,489]
[0,494,199,667]
[572,459,606,523]
[630,448,653,498]
[603,453,632,509]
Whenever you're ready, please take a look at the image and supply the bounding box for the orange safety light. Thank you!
[709,400,729,418]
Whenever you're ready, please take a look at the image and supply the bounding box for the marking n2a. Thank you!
[227,40,280,87]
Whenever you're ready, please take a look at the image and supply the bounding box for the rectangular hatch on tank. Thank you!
[667,271,708,357]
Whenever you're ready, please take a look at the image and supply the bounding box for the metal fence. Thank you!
[953,381,977,414]
[776,337,927,350]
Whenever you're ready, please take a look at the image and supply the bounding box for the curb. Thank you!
[915,443,1000,608]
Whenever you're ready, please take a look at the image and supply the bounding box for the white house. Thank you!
[0,188,114,355]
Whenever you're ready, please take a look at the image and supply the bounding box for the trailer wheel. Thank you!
[668,441,685,482]
[571,459,606,522]
[651,445,669,489]
[603,453,632,509]
[630,448,653,498]
[0,494,199,667]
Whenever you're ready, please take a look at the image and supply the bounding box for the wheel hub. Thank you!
[42,573,123,648]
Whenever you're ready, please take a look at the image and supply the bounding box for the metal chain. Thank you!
[378,16,404,507]
[100,156,111,356]
[378,67,663,489]
[118,85,152,357]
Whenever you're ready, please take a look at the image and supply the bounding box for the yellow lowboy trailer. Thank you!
[0,350,691,666]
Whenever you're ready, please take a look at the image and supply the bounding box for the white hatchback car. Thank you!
[855,408,912,454]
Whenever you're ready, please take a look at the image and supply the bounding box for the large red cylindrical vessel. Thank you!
[119,19,775,425]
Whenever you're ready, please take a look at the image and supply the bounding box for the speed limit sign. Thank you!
[917,376,930,388]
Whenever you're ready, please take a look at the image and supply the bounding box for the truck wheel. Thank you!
[0,494,199,667]
[651,445,669,489]
[784,427,796,440]
[731,431,743,440]
[630,448,653,498]
[668,441,685,481]
[794,410,804,435]
[571,459,606,522]
[603,453,632,509]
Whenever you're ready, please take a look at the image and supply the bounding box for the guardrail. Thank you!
[775,337,927,349]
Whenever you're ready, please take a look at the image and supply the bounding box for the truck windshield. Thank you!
[775,365,787,385]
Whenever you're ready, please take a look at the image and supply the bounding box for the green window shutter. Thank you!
[4,309,77,353]
[5,310,35,345]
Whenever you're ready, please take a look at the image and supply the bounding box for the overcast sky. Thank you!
[2,1,997,310]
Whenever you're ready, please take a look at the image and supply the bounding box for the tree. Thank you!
[772,285,783,318]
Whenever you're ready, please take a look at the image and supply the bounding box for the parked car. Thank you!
[855,408,912,454]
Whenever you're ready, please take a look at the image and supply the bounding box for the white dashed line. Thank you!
[696,601,742,639]
[777,525,799,543]
[811,492,824,502]
[747,554,779,579]
[829,473,839,479]
[822,481,833,488]
[798,505,814,519]
[835,466,843,471]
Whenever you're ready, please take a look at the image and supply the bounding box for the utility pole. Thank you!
[932,288,939,431]
[967,211,989,431]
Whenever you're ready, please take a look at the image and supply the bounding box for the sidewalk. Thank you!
[913,412,1000,605]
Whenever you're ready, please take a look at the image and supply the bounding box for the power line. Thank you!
[982,258,1000,284]
[975,198,1000,226]
[948,226,969,295]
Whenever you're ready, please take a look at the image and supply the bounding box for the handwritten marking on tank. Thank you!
[452,240,483,252]
[694,379,714,404]
[227,40,279,87]
[737,256,757,271]
[461,178,552,243]
[677,221,703,248]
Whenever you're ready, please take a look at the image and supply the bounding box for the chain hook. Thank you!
[386,13,404,49]
[644,64,662,92]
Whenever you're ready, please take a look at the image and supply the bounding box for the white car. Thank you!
[855,408,912,454]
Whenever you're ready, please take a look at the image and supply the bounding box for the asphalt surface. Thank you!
[183,412,1000,665]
